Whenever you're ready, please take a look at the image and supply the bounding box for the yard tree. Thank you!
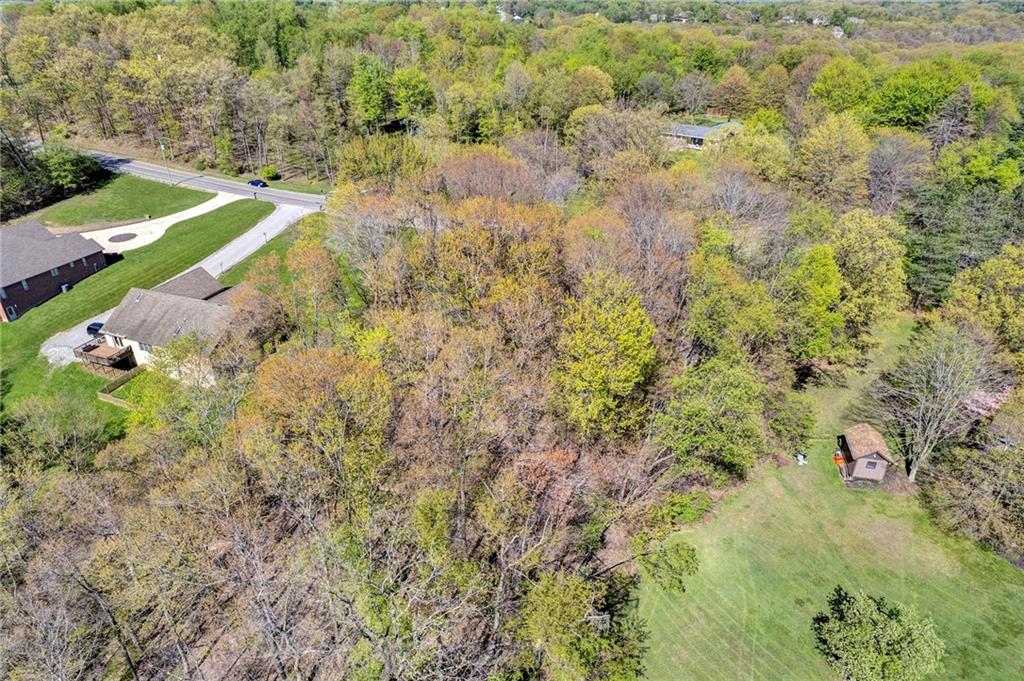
[285,226,347,347]
[798,112,872,207]
[812,586,945,681]
[727,123,792,182]
[780,244,848,365]
[655,356,766,480]
[518,572,642,681]
[37,142,102,191]
[671,71,713,114]
[949,244,1024,357]
[809,57,872,114]
[553,270,657,439]
[827,209,907,339]
[712,65,753,117]
[872,323,1012,481]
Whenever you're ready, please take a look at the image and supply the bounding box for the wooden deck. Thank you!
[74,338,135,377]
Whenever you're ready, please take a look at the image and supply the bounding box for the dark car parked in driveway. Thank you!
[247,179,269,188]
[87,321,104,336]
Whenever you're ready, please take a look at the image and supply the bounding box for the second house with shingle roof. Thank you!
[77,268,233,371]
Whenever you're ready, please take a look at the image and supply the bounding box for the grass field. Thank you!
[37,174,212,227]
[1,200,274,411]
[638,315,1024,681]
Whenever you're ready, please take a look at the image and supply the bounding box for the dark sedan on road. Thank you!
[247,179,269,188]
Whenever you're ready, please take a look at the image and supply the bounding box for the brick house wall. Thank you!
[1,251,107,321]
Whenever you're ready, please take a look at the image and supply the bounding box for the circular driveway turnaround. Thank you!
[81,192,242,253]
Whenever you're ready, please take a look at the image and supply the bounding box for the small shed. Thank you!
[836,424,894,482]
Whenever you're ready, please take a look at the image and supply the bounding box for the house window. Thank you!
[140,343,153,352]
[50,267,60,277]
[5,306,15,319]
[0,287,6,300]
[81,257,88,266]
[20,280,29,291]
[69,260,76,268]
[865,461,878,470]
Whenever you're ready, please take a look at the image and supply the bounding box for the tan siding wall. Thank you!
[851,458,887,481]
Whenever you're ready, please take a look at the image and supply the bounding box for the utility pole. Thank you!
[159,143,172,183]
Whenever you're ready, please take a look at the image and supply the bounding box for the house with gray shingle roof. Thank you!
[0,220,107,321]
[663,121,742,150]
[98,268,233,367]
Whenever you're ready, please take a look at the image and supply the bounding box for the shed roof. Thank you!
[153,267,227,300]
[104,287,231,348]
[0,220,104,287]
[842,423,894,463]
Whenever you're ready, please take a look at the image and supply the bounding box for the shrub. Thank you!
[259,165,281,181]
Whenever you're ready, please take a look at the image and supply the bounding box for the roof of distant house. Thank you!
[104,286,231,348]
[842,423,895,463]
[153,267,227,301]
[0,220,105,288]
[664,121,741,140]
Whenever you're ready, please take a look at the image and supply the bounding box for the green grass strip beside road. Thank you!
[38,174,212,227]
[1,199,274,410]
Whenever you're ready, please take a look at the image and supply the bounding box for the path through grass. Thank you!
[639,315,1024,680]
[38,174,212,227]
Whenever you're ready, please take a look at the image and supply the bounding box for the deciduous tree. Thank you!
[872,324,1012,481]
[553,270,657,438]
[798,112,871,207]
[812,586,945,681]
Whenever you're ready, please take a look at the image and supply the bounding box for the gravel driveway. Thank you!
[40,310,113,367]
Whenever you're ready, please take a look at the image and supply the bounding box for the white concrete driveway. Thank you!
[82,192,241,252]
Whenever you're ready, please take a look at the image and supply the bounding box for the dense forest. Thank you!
[2,1,1023,679]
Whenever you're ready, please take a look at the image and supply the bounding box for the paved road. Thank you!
[87,150,327,211]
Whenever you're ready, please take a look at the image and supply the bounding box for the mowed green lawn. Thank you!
[38,174,212,227]
[639,315,1024,681]
[1,199,274,410]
